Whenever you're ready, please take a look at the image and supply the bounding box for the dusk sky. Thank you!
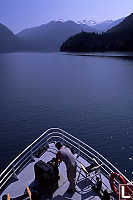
[1,0,133,33]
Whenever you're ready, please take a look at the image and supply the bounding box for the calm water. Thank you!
[0,52,133,179]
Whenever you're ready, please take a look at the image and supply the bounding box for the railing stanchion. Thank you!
[61,133,65,145]
[30,146,35,162]
[12,165,18,181]
[45,139,49,148]
[78,144,80,157]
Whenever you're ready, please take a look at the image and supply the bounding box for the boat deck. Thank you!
[1,143,113,200]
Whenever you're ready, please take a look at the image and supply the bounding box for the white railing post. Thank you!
[61,133,65,145]
[30,146,35,162]
[45,139,49,148]
[78,144,80,157]
[12,165,18,181]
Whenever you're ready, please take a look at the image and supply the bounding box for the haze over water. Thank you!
[0,52,133,179]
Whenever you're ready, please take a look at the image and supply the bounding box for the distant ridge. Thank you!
[77,18,124,33]
[92,17,124,33]
[16,20,96,51]
[0,16,129,53]
[0,23,20,52]
[60,13,133,52]
[107,13,133,34]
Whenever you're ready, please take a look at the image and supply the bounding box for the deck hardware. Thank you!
[61,133,65,145]
[77,144,80,157]
[7,194,10,200]
[12,165,18,181]
[30,146,35,162]
[45,140,49,148]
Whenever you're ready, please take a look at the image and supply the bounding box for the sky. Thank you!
[0,0,133,33]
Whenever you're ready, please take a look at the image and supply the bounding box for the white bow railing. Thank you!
[0,128,130,193]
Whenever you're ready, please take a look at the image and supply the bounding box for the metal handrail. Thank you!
[46,135,111,176]
[0,128,131,192]
[45,130,130,182]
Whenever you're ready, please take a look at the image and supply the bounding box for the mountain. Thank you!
[107,13,133,34]
[0,16,127,53]
[0,23,21,52]
[16,20,96,51]
[60,13,133,52]
[77,20,97,26]
[76,18,124,33]
[92,18,125,33]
